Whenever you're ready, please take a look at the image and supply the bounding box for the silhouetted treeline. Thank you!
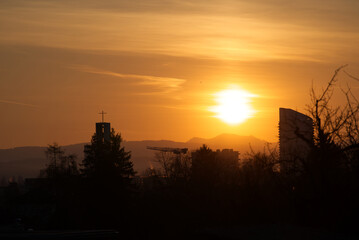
[2,141,359,238]
[136,143,359,238]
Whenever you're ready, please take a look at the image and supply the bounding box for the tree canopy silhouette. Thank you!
[81,128,135,181]
[191,144,239,187]
[78,128,136,229]
[40,143,78,178]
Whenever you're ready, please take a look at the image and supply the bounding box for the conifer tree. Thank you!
[81,129,135,180]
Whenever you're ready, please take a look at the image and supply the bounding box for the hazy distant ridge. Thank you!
[0,134,270,179]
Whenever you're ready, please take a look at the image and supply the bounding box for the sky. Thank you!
[1,0,359,148]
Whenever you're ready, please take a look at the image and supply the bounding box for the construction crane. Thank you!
[146,146,188,154]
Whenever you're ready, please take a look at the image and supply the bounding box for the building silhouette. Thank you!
[96,111,110,142]
[191,148,239,184]
[214,149,240,166]
[279,108,313,172]
[191,149,239,168]
[96,122,111,142]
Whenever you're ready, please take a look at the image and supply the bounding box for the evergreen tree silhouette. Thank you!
[79,128,136,229]
[81,128,135,180]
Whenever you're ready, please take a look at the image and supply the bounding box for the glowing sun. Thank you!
[210,88,256,125]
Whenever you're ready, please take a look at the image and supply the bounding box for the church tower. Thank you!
[96,111,111,142]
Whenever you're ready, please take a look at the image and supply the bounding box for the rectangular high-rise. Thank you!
[279,108,313,172]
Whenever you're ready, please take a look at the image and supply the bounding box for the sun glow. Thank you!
[210,88,256,125]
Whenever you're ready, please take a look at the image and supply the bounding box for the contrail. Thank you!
[0,99,38,108]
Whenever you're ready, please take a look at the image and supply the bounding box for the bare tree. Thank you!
[307,65,359,149]
[149,151,191,185]
[305,65,359,176]
[41,143,79,178]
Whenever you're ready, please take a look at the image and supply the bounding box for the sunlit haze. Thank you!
[1,0,359,148]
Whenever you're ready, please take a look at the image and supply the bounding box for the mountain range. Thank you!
[0,134,273,181]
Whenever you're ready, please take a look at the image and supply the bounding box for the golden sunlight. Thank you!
[210,88,256,125]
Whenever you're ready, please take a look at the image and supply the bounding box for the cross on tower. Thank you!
[99,110,107,122]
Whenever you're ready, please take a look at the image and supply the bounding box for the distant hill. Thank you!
[0,134,272,180]
[0,144,87,183]
[187,133,268,151]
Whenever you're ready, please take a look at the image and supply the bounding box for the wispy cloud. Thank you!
[0,99,38,108]
[2,0,359,62]
[69,65,186,94]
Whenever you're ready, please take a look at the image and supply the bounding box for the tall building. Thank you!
[279,108,313,172]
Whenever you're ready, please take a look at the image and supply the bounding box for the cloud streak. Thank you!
[69,65,186,94]
[0,99,38,108]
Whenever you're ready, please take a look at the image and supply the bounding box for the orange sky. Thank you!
[1,0,359,148]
